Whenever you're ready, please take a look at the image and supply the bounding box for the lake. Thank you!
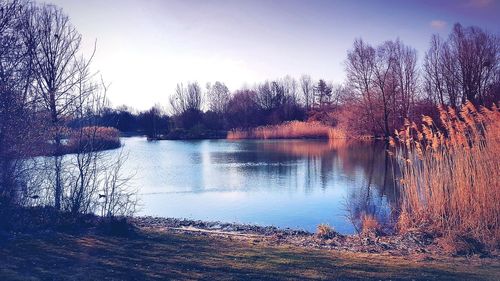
[116,137,398,234]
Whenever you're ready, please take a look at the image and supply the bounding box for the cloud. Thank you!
[430,20,447,30]
[466,0,494,8]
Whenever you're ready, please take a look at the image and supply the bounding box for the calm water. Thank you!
[118,137,398,234]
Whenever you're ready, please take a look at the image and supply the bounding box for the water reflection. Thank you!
[255,140,399,232]
[114,138,399,233]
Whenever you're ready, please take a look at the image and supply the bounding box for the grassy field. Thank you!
[0,229,498,281]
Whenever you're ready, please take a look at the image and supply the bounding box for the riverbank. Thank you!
[132,217,498,258]
[2,223,499,280]
[2,207,499,280]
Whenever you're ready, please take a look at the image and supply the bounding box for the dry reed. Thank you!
[360,213,381,236]
[391,102,500,249]
[227,121,346,140]
[68,126,121,152]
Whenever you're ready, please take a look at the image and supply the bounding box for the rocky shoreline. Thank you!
[131,216,497,258]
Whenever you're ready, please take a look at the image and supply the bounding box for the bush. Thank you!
[316,224,337,239]
[360,213,381,237]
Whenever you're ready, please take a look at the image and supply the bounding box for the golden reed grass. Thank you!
[68,126,121,151]
[227,121,346,140]
[391,102,500,248]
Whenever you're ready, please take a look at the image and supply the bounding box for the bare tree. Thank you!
[256,81,274,111]
[99,148,137,217]
[424,23,499,107]
[345,39,379,134]
[393,39,418,121]
[331,84,350,107]
[450,23,498,104]
[0,0,137,217]
[300,75,314,110]
[281,75,298,104]
[169,82,203,116]
[0,0,43,204]
[29,3,95,210]
[423,35,447,105]
[66,72,104,214]
[346,38,418,136]
[372,41,397,137]
[65,75,136,216]
[206,81,230,114]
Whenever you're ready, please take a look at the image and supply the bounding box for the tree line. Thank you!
[99,77,343,138]
[98,22,498,139]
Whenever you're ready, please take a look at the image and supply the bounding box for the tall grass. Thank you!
[391,102,500,248]
[68,126,121,152]
[227,121,346,140]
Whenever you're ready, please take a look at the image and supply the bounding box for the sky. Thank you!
[45,0,500,110]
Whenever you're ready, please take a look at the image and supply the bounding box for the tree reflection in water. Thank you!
[256,139,400,233]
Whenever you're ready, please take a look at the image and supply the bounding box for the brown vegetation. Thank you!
[392,102,500,249]
[316,224,337,239]
[259,139,352,158]
[67,126,121,152]
[227,121,346,140]
[360,214,381,236]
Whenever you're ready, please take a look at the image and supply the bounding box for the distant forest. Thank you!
[98,24,499,139]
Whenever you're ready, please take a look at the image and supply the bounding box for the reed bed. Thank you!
[68,126,121,152]
[227,121,346,140]
[391,102,500,249]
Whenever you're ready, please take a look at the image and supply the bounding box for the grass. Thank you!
[227,121,346,140]
[392,102,500,250]
[1,229,499,281]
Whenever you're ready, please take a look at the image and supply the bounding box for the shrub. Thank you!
[360,213,381,236]
[316,224,337,239]
[392,102,500,249]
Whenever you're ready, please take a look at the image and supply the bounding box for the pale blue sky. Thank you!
[46,0,500,110]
